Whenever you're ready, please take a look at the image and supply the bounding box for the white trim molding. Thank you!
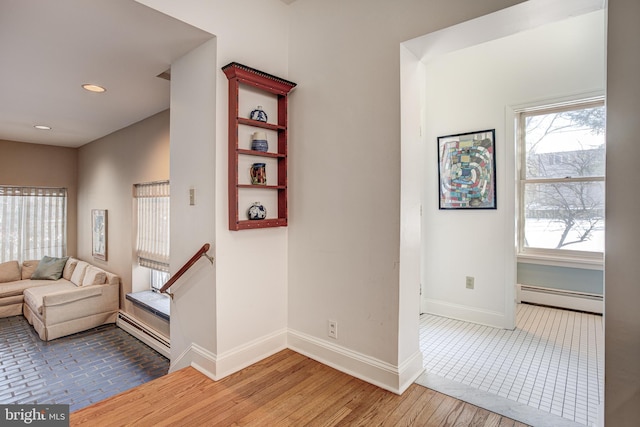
[215,329,288,379]
[169,329,288,381]
[517,253,603,270]
[422,298,510,329]
[287,329,424,395]
[169,328,425,394]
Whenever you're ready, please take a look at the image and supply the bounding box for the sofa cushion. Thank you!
[21,260,40,279]
[82,266,107,286]
[0,278,68,299]
[0,261,20,283]
[105,272,120,286]
[70,261,89,286]
[23,282,76,315]
[31,256,69,280]
[63,257,79,281]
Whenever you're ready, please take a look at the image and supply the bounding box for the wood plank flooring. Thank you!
[70,349,529,427]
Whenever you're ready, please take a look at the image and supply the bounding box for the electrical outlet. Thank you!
[328,320,338,339]
[465,276,474,289]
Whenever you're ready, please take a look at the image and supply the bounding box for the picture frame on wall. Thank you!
[92,209,108,261]
[437,129,497,210]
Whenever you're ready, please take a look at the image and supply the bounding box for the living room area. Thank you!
[0,81,180,413]
[0,0,214,413]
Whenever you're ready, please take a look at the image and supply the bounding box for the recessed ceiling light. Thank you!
[34,125,51,130]
[82,84,106,93]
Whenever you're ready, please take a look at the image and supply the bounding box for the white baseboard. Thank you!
[288,329,424,395]
[117,311,170,359]
[117,312,425,395]
[169,329,288,381]
[215,329,288,379]
[516,284,603,314]
[170,342,217,379]
[422,298,509,329]
[170,328,423,394]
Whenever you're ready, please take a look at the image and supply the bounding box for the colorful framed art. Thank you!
[437,129,496,210]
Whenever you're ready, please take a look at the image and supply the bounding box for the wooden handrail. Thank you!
[159,243,214,298]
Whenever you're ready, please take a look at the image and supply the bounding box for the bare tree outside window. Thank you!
[519,101,605,255]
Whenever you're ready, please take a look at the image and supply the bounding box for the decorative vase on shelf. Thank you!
[250,163,267,185]
[247,202,267,220]
[251,131,268,152]
[249,106,268,122]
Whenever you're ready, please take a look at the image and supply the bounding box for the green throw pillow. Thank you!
[31,256,69,280]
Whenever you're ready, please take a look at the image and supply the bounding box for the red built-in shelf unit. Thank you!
[222,62,297,231]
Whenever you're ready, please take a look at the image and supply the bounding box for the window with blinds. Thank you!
[134,181,170,291]
[0,186,67,263]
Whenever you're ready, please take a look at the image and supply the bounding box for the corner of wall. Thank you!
[170,329,288,381]
[287,328,424,395]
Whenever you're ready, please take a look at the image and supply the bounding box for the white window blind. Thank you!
[135,181,170,273]
[0,186,67,263]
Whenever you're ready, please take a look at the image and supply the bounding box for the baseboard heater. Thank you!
[516,284,603,314]
[117,311,171,358]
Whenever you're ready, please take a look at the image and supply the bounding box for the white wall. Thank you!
[398,45,426,382]
[286,0,523,392]
[420,10,605,328]
[77,110,170,308]
[137,0,291,378]
[605,0,640,424]
[168,39,218,371]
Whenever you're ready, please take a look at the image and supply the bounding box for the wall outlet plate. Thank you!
[328,320,338,339]
[466,276,475,289]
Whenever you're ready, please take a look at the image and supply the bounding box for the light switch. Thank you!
[189,188,195,206]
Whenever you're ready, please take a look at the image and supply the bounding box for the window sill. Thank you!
[518,253,603,270]
[126,291,170,321]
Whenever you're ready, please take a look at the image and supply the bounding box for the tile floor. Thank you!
[0,315,169,411]
[419,303,603,426]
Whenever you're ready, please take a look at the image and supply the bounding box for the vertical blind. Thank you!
[134,181,170,272]
[0,186,67,263]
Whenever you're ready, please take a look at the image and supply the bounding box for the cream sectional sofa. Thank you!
[0,257,119,340]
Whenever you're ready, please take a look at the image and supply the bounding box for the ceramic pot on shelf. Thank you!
[249,106,268,122]
[250,163,267,185]
[247,202,267,220]
[251,131,268,152]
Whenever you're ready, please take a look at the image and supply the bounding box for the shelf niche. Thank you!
[222,62,297,231]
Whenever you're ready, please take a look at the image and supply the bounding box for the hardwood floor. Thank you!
[70,349,529,426]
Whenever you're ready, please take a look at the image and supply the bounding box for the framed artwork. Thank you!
[92,209,108,261]
[438,129,496,210]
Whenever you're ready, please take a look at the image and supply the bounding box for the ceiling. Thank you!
[0,0,213,148]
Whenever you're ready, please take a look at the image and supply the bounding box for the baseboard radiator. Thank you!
[516,284,603,314]
[117,311,171,358]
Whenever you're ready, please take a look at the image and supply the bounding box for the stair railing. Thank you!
[159,243,214,299]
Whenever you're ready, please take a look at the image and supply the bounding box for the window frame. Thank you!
[516,98,605,269]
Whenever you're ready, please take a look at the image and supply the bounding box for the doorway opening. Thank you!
[399,1,606,426]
